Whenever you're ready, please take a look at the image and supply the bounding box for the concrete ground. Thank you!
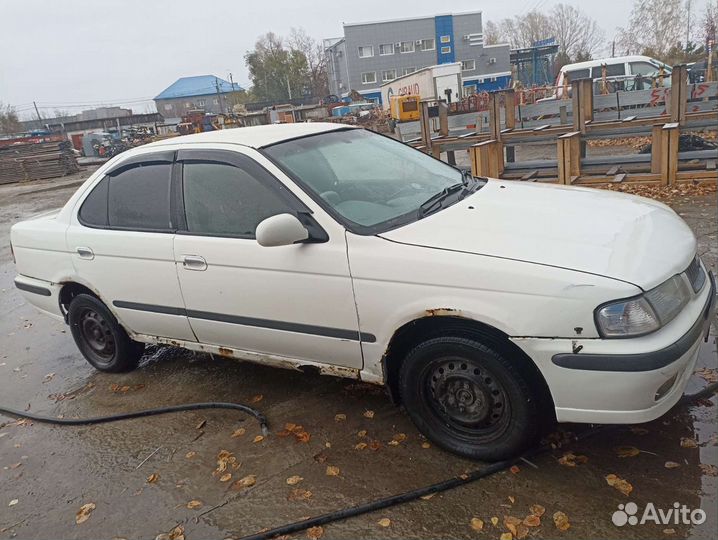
[0,169,716,540]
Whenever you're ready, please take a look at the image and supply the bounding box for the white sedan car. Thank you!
[11,123,715,460]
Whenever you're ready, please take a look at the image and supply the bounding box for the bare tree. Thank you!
[496,11,553,49]
[551,4,604,60]
[0,102,22,135]
[617,0,686,60]
[288,27,329,97]
[483,20,501,46]
[702,0,717,46]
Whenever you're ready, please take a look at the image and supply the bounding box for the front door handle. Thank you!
[181,255,207,271]
[76,247,94,260]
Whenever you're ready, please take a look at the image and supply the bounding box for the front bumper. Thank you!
[512,271,716,424]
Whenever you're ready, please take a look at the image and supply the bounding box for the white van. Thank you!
[550,55,671,99]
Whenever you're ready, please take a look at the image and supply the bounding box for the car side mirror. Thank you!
[256,213,310,247]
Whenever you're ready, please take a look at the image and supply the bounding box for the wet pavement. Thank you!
[0,177,716,540]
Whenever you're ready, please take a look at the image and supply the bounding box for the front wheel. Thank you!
[399,336,542,461]
[68,294,144,372]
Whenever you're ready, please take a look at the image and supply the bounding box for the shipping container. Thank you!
[380,63,462,111]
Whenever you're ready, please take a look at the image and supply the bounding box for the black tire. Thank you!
[68,294,144,373]
[399,336,541,461]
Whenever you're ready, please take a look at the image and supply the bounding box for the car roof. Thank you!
[146,122,353,150]
[560,55,660,72]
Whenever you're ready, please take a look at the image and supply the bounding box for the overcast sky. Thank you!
[1,0,708,119]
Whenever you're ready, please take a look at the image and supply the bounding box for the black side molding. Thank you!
[15,280,51,297]
[112,301,376,343]
[552,271,716,372]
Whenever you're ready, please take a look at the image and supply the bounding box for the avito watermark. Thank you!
[612,502,706,527]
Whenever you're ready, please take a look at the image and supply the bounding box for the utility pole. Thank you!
[685,0,691,49]
[611,40,615,58]
[33,101,42,121]
[215,77,225,114]
[228,72,236,112]
[286,73,292,100]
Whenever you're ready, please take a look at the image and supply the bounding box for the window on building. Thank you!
[183,162,289,238]
[461,59,476,71]
[400,67,417,76]
[163,104,172,111]
[197,99,206,107]
[419,38,435,51]
[440,35,451,43]
[185,102,192,109]
[379,43,394,55]
[399,41,415,53]
[361,72,377,84]
[213,98,219,105]
[441,46,452,54]
[107,163,172,231]
[358,45,374,58]
[382,69,397,82]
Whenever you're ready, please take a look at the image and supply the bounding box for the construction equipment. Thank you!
[389,95,420,122]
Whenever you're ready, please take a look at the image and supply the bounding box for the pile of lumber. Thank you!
[0,141,80,185]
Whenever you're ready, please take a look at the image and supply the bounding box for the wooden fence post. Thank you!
[669,64,688,125]
[557,131,581,185]
[419,100,432,152]
[438,101,449,137]
[650,124,663,174]
[470,140,501,178]
[660,122,680,186]
[503,89,516,130]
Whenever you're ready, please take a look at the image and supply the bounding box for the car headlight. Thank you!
[596,275,691,338]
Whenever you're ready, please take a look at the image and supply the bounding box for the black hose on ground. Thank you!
[239,383,718,540]
[0,402,269,435]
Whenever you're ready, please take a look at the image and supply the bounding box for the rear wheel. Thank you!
[68,294,144,372]
[399,336,542,461]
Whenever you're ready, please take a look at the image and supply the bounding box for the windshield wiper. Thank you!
[418,182,465,217]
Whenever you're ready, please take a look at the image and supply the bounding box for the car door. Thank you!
[172,148,364,369]
[66,151,196,341]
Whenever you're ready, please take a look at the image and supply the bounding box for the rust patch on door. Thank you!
[425,308,461,317]
[217,347,234,357]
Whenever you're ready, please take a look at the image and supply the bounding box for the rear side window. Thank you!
[182,162,289,237]
[565,68,590,81]
[108,164,172,230]
[591,63,626,78]
[79,176,109,227]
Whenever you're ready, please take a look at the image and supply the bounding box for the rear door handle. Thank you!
[181,255,207,271]
[76,247,94,260]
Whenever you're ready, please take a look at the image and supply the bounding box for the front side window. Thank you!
[361,72,376,84]
[358,45,374,58]
[591,63,626,78]
[382,69,397,82]
[379,43,394,55]
[399,41,415,53]
[565,68,590,81]
[419,38,435,51]
[264,129,477,232]
[630,61,659,76]
[182,162,289,237]
[108,163,172,230]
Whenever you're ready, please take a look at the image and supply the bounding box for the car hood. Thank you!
[379,180,696,290]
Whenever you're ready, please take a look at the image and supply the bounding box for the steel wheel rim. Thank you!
[425,356,510,437]
[79,309,115,362]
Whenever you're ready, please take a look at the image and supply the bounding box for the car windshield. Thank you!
[263,128,479,232]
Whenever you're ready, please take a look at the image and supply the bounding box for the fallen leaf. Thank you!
[147,473,159,484]
[306,526,324,539]
[699,463,718,476]
[357,430,367,438]
[8,499,18,507]
[250,394,263,403]
[420,493,435,500]
[510,465,520,474]
[334,413,346,422]
[680,437,698,448]
[368,439,382,451]
[615,446,641,458]
[253,435,265,443]
[605,474,633,496]
[295,431,311,443]
[388,440,399,446]
[491,516,499,527]
[42,372,55,383]
[354,442,368,450]
[195,419,206,430]
[325,442,331,448]
[168,525,185,540]
[499,533,513,540]
[469,517,484,531]
[9,463,21,469]
[694,367,718,383]
[75,502,96,524]
[664,461,681,469]
[523,514,541,527]
[215,450,235,474]
[326,465,340,476]
[220,473,232,482]
[363,410,375,419]
[553,510,571,531]
[233,474,256,489]
[663,528,676,535]
[377,518,391,527]
[231,428,246,438]
[186,500,203,509]
[393,433,407,443]
[286,475,303,485]
[313,452,328,463]
[558,452,589,467]
[515,524,529,539]
[421,442,431,449]
[504,515,521,535]
[529,504,546,517]
[508,495,516,504]
[185,451,197,459]
[288,488,313,501]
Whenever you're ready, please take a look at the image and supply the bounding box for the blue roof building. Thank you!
[154,75,244,121]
